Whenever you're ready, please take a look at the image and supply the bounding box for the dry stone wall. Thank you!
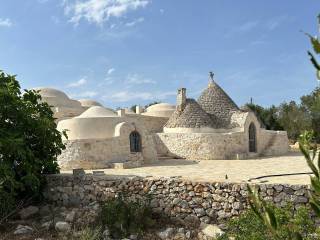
[45,174,310,225]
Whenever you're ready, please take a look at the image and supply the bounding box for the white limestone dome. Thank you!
[33,87,82,109]
[76,106,117,118]
[57,106,123,140]
[78,99,103,108]
[142,103,175,118]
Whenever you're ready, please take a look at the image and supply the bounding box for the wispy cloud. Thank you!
[0,18,13,27]
[266,15,291,31]
[63,0,149,26]
[125,17,144,27]
[103,90,175,102]
[224,20,259,38]
[126,73,156,84]
[107,68,115,75]
[67,77,87,87]
[70,90,98,98]
[237,21,259,32]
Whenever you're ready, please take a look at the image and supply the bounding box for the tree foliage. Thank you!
[0,70,65,217]
[245,87,319,142]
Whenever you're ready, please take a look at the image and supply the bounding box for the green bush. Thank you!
[0,70,66,221]
[100,195,155,238]
[217,205,319,240]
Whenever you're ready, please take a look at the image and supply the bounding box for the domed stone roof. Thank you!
[78,99,102,108]
[33,87,82,109]
[34,87,69,100]
[143,103,175,118]
[165,99,217,128]
[76,106,117,118]
[197,80,239,128]
[146,103,175,112]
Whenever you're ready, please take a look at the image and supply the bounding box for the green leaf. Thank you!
[308,51,320,71]
[306,33,320,53]
[300,142,319,178]
[265,206,278,230]
[311,176,320,193]
[310,201,320,217]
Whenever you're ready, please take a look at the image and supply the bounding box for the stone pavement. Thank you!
[62,152,312,185]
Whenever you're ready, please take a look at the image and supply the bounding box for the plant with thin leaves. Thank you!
[299,131,320,217]
[247,185,303,240]
[305,14,320,80]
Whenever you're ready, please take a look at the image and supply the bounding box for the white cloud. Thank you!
[63,0,149,25]
[237,21,259,32]
[266,15,290,31]
[67,77,87,87]
[126,73,156,84]
[125,17,144,27]
[0,18,13,27]
[103,90,175,102]
[107,68,115,75]
[70,90,98,98]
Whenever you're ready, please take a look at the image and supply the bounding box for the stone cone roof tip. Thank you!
[197,79,239,127]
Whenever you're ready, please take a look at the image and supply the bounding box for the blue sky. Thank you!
[0,0,319,108]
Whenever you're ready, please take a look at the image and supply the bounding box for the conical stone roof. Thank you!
[165,99,217,128]
[197,80,239,128]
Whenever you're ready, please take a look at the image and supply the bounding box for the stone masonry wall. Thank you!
[45,174,310,225]
[154,132,246,159]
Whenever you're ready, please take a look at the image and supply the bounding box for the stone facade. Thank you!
[157,112,289,160]
[44,174,310,225]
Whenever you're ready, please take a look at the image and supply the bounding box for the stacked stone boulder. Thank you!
[44,173,310,225]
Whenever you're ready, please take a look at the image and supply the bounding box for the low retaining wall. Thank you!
[44,174,310,225]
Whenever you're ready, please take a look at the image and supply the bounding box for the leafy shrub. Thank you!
[217,205,319,240]
[0,70,66,220]
[100,195,155,238]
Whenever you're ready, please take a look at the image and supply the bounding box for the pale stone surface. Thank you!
[55,221,71,232]
[201,224,224,238]
[14,225,34,235]
[63,152,309,184]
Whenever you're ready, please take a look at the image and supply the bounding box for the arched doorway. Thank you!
[129,131,142,152]
[248,123,257,152]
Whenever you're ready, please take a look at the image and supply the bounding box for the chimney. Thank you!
[117,109,125,117]
[135,105,143,114]
[176,88,186,111]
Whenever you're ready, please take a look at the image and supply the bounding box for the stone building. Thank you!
[36,73,289,170]
[155,75,289,160]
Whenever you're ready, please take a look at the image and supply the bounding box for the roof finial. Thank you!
[208,71,214,87]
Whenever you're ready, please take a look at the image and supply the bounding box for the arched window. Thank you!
[249,123,257,152]
[129,131,141,152]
